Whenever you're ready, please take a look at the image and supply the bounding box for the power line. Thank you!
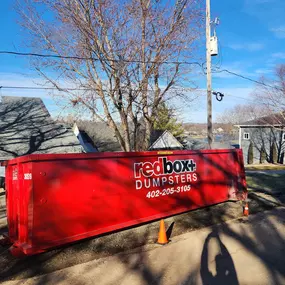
[0,84,279,104]
[214,69,283,92]
[0,85,87,91]
[223,93,256,103]
[0,85,198,93]
[0,50,202,66]
[0,50,283,91]
[1,84,279,106]
[0,85,273,103]
[223,92,279,108]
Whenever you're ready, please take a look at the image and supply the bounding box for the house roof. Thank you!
[184,138,207,150]
[183,137,234,150]
[236,113,285,127]
[149,130,183,150]
[211,142,234,149]
[0,96,82,160]
[75,121,121,152]
[72,123,98,153]
[75,120,185,152]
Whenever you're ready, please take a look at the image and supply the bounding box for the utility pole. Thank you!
[206,0,213,148]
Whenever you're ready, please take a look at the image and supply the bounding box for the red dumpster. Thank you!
[4,149,247,256]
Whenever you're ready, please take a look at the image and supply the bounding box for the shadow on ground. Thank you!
[200,230,239,285]
[0,192,280,284]
[246,172,285,194]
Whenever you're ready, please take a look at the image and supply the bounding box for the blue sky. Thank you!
[0,0,285,122]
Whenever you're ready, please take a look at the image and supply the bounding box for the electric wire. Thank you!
[0,85,198,92]
[0,50,283,92]
[0,51,202,66]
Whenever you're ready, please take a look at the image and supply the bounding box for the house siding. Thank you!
[240,127,285,164]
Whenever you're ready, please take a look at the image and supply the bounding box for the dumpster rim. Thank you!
[4,148,239,165]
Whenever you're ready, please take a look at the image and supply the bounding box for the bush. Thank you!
[260,147,267,164]
[248,142,253,164]
[271,143,278,163]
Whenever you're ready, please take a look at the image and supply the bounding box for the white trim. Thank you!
[72,123,80,136]
[239,128,241,148]
[235,124,284,127]
[243,133,250,140]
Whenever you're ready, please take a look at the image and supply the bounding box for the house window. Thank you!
[243,133,250,140]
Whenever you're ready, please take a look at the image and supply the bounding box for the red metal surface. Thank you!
[5,149,247,256]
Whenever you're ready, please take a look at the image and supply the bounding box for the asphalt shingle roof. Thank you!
[76,121,121,152]
[0,96,82,160]
[238,113,285,126]
[76,122,185,152]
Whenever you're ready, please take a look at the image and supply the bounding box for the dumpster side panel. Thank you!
[22,150,245,253]
[236,149,248,200]
[17,162,33,248]
[6,162,33,249]
[5,164,18,243]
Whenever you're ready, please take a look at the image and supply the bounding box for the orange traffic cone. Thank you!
[243,202,249,216]
[157,219,169,245]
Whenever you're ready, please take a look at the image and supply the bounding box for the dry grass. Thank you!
[245,163,285,171]
[246,171,285,194]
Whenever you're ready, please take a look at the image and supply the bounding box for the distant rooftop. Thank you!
[149,130,183,150]
[76,121,121,152]
[237,113,285,127]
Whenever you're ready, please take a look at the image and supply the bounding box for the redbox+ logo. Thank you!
[134,157,196,178]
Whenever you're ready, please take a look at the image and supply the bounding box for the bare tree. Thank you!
[253,64,285,120]
[216,104,267,125]
[17,0,203,151]
[217,64,285,128]
[215,104,267,140]
[248,64,285,163]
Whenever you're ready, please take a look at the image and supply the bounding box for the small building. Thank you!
[236,114,285,164]
[148,130,184,150]
[216,127,224,133]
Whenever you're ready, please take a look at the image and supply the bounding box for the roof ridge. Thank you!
[238,112,285,126]
[2,95,42,100]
